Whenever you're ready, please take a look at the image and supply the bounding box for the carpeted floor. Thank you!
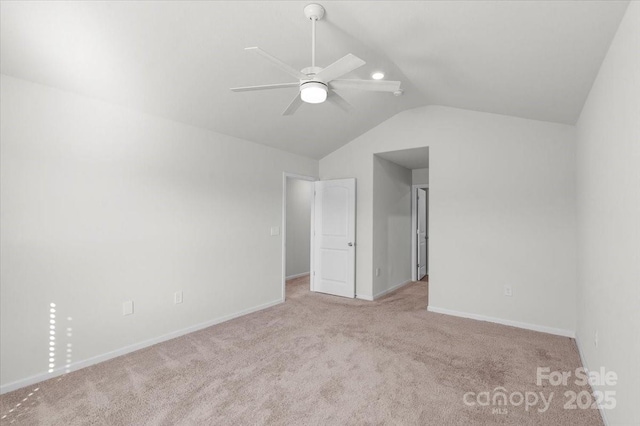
[1,277,602,425]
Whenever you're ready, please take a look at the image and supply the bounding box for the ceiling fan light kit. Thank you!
[300,81,328,104]
[230,3,402,115]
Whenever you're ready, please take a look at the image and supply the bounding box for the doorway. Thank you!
[372,147,429,298]
[282,174,358,301]
[282,174,315,301]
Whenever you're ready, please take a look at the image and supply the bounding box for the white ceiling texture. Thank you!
[377,148,430,171]
[0,1,629,159]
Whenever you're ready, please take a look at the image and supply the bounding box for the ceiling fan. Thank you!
[230,3,403,115]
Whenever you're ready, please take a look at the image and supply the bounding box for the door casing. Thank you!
[411,184,429,282]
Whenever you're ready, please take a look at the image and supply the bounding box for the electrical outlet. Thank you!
[123,301,134,316]
[503,285,512,297]
[594,330,598,347]
[270,226,280,236]
[375,268,381,277]
[174,291,183,304]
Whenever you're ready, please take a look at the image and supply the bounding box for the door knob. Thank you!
[348,242,353,247]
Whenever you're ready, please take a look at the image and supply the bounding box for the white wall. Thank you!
[0,75,318,389]
[412,168,429,185]
[575,3,640,424]
[320,105,577,332]
[285,178,312,278]
[372,156,412,297]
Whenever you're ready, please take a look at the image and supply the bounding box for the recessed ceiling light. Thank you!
[371,72,385,80]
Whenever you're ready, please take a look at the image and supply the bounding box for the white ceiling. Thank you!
[376,147,429,171]
[0,1,629,159]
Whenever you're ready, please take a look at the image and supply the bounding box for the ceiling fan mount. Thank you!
[303,3,325,21]
[230,3,402,115]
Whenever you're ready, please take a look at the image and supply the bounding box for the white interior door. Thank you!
[417,188,427,280]
[312,179,356,298]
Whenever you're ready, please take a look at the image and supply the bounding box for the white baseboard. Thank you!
[373,280,413,300]
[356,280,413,301]
[0,298,283,395]
[574,334,609,426]
[285,272,309,281]
[426,306,575,338]
[356,294,374,301]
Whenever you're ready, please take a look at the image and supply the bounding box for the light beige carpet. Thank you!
[1,277,602,425]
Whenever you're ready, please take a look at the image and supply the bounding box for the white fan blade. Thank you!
[246,47,308,81]
[230,82,299,92]
[330,79,401,93]
[282,93,303,116]
[327,91,353,112]
[315,54,366,83]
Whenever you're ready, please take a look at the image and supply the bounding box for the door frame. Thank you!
[282,172,317,302]
[411,184,429,282]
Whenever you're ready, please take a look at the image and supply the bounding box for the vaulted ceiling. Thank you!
[0,1,629,159]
